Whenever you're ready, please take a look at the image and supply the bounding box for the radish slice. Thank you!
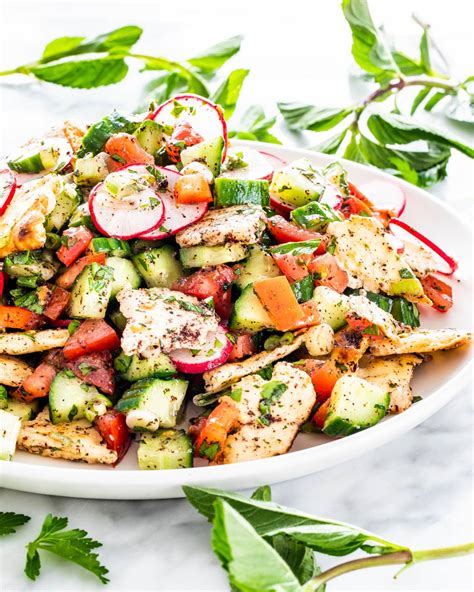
[150,94,228,161]
[89,165,166,239]
[139,167,208,239]
[385,232,405,254]
[269,195,295,218]
[320,183,343,210]
[389,218,458,275]
[220,147,286,181]
[0,169,17,215]
[358,180,406,217]
[169,326,232,374]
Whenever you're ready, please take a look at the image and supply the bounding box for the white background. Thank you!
[0,1,473,591]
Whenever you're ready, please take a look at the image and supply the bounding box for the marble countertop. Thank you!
[1,0,473,590]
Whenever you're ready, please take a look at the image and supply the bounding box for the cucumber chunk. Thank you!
[68,263,113,319]
[77,111,139,157]
[49,370,112,424]
[0,397,39,422]
[115,377,188,431]
[180,243,248,268]
[323,375,390,436]
[114,352,177,381]
[180,136,224,176]
[45,181,81,232]
[134,120,163,156]
[214,178,270,207]
[106,257,142,297]
[311,286,350,330]
[0,410,21,461]
[138,429,193,470]
[4,250,58,283]
[7,138,71,174]
[91,237,131,257]
[234,245,281,290]
[269,158,325,206]
[132,245,183,288]
[73,153,110,186]
[230,284,274,333]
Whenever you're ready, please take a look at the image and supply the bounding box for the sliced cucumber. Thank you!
[1,398,39,422]
[114,352,177,381]
[132,245,183,288]
[109,308,127,332]
[230,284,274,333]
[138,429,193,470]
[7,137,71,174]
[49,370,112,424]
[311,286,350,330]
[91,237,131,258]
[0,410,21,461]
[234,245,281,290]
[68,203,94,230]
[45,182,81,232]
[106,257,142,297]
[323,375,390,436]
[269,158,325,206]
[115,377,188,431]
[214,178,270,207]
[73,152,110,186]
[180,136,224,176]
[134,120,163,156]
[180,243,248,268]
[4,250,58,283]
[77,111,139,157]
[68,263,113,319]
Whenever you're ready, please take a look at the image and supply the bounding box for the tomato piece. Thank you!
[56,226,93,266]
[63,319,120,361]
[347,182,374,207]
[421,274,453,312]
[65,351,115,395]
[20,362,57,400]
[272,252,312,282]
[95,410,131,461]
[173,265,235,319]
[0,305,45,330]
[43,286,70,320]
[174,172,213,204]
[194,399,239,462]
[227,334,256,362]
[345,312,383,340]
[254,276,304,331]
[56,253,106,290]
[290,299,320,330]
[267,216,326,251]
[311,398,331,429]
[166,121,204,163]
[310,361,341,401]
[308,253,349,294]
[105,133,154,169]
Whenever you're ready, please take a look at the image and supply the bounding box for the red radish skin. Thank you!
[169,327,232,374]
[270,195,295,218]
[358,180,406,217]
[0,169,17,215]
[220,148,286,181]
[150,94,228,161]
[389,218,458,276]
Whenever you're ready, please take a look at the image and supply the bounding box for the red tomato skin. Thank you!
[310,361,341,401]
[0,306,45,330]
[272,252,312,282]
[421,274,453,312]
[95,410,131,461]
[227,334,256,362]
[63,319,120,361]
[20,362,57,400]
[267,216,326,251]
[56,254,106,290]
[105,133,154,168]
[308,253,349,294]
[43,286,71,320]
[166,121,204,163]
[312,399,331,429]
[57,226,93,267]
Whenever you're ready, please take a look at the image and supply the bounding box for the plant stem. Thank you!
[307,542,474,589]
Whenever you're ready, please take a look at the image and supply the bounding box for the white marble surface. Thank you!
[1,0,473,590]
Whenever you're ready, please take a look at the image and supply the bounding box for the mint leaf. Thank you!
[392,51,424,76]
[211,499,302,592]
[25,514,109,584]
[410,87,431,115]
[424,91,449,112]
[342,0,399,77]
[444,90,474,123]
[278,103,353,132]
[343,133,368,164]
[230,105,282,144]
[251,485,272,502]
[188,35,243,73]
[140,72,188,110]
[419,28,432,75]
[139,56,209,97]
[271,534,318,584]
[367,112,474,158]
[212,68,249,119]
[30,57,128,88]
[0,511,31,536]
[312,128,349,154]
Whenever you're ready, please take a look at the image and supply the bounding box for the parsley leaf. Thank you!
[0,512,31,536]
[25,514,109,583]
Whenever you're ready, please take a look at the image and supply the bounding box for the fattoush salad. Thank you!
[0,94,471,469]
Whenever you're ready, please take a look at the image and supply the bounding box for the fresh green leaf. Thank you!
[30,57,128,89]
[211,69,249,119]
[139,56,209,97]
[391,52,424,76]
[444,91,474,123]
[367,112,474,158]
[423,91,448,112]
[0,512,31,536]
[41,37,85,62]
[343,133,368,164]
[251,485,272,502]
[410,87,431,115]
[24,514,109,583]
[271,534,318,584]
[211,499,302,592]
[188,35,243,72]
[230,105,282,144]
[278,103,353,132]
[341,0,399,76]
[312,128,349,154]
[419,29,432,75]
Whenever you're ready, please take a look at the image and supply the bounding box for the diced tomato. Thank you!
[43,286,71,320]
[56,226,93,267]
[311,398,331,430]
[188,416,208,443]
[267,216,326,251]
[56,253,106,290]
[194,399,239,462]
[21,362,57,400]
[310,361,341,401]
[347,182,374,207]
[308,253,349,293]
[95,410,131,461]
[166,121,204,163]
[345,312,383,340]
[0,305,45,330]
[174,172,213,204]
[105,133,154,169]
[227,334,256,362]
[272,252,312,282]
[290,299,320,330]
[63,319,120,361]
[254,276,304,331]
[421,274,454,312]
[172,265,235,319]
[65,351,115,395]
[346,183,392,225]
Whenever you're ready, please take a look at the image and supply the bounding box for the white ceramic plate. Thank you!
[1,141,472,499]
